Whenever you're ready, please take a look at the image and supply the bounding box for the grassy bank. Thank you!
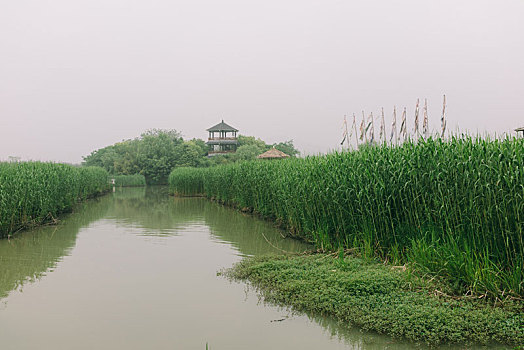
[169,136,524,298]
[112,174,146,187]
[0,162,109,238]
[226,254,524,347]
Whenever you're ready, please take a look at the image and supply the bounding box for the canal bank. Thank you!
[227,254,524,347]
[1,186,444,350]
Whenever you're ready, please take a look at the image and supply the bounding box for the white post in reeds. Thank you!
[341,115,349,149]
[414,98,420,139]
[422,98,429,139]
[369,112,375,144]
[441,94,447,138]
[390,106,398,145]
[380,107,386,144]
[360,111,366,143]
[345,115,350,149]
[352,113,358,147]
[400,107,407,142]
[364,111,369,144]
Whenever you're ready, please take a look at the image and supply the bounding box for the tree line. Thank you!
[82,129,299,184]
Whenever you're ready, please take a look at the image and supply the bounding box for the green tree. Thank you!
[238,135,269,151]
[83,130,300,180]
[189,138,209,157]
[136,129,184,184]
[234,144,264,161]
[113,140,141,175]
[273,140,299,157]
[174,141,205,168]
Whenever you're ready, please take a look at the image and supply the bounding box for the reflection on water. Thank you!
[107,187,204,235]
[107,187,309,254]
[0,195,111,299]
[0,187,504,350]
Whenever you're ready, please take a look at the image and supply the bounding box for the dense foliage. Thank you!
[236,136,299,159]
[112,174,146,187]
[83,129,192,184]
[170,136,524,298]
[83,129,299,184]
[0,162,109,238]
[228,254,524,346]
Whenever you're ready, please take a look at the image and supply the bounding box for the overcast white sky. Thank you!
[1,0,523,163]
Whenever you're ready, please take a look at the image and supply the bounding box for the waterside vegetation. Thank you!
[168,167,206,196]
[83,129,299,184]
[226,254,524,346]
[170,136,524,299]
[112,174,146,187]
[0,162,109,238]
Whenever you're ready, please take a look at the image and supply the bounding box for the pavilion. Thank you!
[206,120,239,155]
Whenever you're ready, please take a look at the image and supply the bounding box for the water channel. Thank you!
[0,187,505,349]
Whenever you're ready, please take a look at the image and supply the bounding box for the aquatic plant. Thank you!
[227,254,524,346]
[168,167,205,196]
[169,136,524,298]
[0,162,109,237]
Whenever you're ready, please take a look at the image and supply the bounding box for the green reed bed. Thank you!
[169,136,524,298]
[168,167,205,196]
[112,174,146,187]
[0,162,109,238]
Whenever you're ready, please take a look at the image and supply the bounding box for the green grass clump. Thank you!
[168,167,205,196]
[226,254,524,346]
[112,174,146,187]
[0,162,109,237]
[169,136,524,298]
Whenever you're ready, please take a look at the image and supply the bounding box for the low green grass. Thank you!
[226,254,524,347]
[112,174,146,187]
[0,162,109,238]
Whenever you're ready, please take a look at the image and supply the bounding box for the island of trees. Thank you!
[82,129,299,184]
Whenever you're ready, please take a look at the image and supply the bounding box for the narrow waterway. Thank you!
[0,187,502,349]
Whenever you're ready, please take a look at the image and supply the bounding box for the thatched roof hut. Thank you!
[257,147,290,159]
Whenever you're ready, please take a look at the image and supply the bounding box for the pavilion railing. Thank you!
[208,137,238,141]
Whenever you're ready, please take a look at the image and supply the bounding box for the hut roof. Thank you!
[515,126,524,132]
[207,120,238,132]
[257,147,290,159]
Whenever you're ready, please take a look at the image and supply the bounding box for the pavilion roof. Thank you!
[207,120,238,132]
[515,126,524,132]
[257,147,290,159]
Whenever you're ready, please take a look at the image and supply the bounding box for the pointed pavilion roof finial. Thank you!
[207,120,239,132]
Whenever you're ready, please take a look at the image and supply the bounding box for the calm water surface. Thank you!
[0,187,504,349]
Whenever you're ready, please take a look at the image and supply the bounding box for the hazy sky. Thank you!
[1,0,523,163]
